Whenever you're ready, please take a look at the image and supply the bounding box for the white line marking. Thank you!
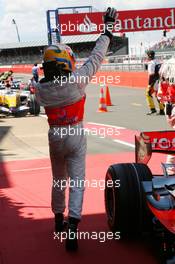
[39,118,125,130]
[131,103,142,107]
[87,122,125,129]
[12,166,51,172]
[39,114,47,119]
[113,139,135,148]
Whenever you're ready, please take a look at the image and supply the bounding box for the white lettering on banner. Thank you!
[121,9,175,30]
[135,16,142,29]
[143,18,152,29]
[151,137,175,149]
[112,8,175,31]
[124,19,135,30]
[118,17,159,31]
[164,9,175,27]
[128,9,174,30]
[59,8,175,35]
[153,17,163,28]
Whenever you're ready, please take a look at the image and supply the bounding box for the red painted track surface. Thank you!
[0,150,166,264]
[0,73,167,264]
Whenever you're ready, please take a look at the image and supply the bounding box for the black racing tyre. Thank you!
[29,94,40,116]
[105,163,153,238]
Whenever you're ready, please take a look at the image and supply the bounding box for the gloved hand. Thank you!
[103,7,117,40]
[104,7,117,25]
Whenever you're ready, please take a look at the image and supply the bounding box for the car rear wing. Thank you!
[135,131,175,164]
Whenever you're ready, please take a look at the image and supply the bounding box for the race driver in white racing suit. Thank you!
[35,7,117,251]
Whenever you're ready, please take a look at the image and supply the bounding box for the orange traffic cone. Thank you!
[98,88,108,112]
[105,85,113,106]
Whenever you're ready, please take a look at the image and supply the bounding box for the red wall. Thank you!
[95,71,147,88]
[0,65,43,75]
[0,65,148,88]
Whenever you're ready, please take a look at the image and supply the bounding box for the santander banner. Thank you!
[58,7,175,36]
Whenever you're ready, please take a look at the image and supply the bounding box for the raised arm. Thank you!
[73,7,117,90]
[75,35,110,81]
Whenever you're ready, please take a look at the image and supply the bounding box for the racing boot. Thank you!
[65,217,80,252]
[55,213,67,233]
[146,108,157,115]
[156,109,165,115]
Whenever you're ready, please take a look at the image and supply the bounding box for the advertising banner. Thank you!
[58,8,175,35]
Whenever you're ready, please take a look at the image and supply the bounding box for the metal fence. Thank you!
[100,63,146,72]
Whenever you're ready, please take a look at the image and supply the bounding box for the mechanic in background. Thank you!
[32,63,39,83]
[27,77,36,93]
[0,70,13,83]
[157,58,175,174]
[146,50,164,115]
[35,7,117,252]
[4,71,13,90]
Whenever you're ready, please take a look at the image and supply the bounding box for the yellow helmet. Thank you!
[43,44,76,72]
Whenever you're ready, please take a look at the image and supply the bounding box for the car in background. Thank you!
[0,79,40,117]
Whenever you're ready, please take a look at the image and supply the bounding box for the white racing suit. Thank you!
[35,35,110,219]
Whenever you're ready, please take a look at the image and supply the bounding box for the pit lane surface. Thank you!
[0,74,169,264]
[0,74,169,160]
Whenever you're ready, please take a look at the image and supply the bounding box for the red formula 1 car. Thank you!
[105,131,175,264]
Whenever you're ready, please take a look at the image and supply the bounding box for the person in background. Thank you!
[27,77,36,93]
[32,63,39,83]
[4,71,13,90]
[157,57,175,174]
[146,50,164,115]
[0,70,13,83]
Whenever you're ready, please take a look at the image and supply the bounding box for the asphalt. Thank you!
[0,74,169,161]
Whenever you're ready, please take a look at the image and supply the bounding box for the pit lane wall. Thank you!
[0,65,148,89]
